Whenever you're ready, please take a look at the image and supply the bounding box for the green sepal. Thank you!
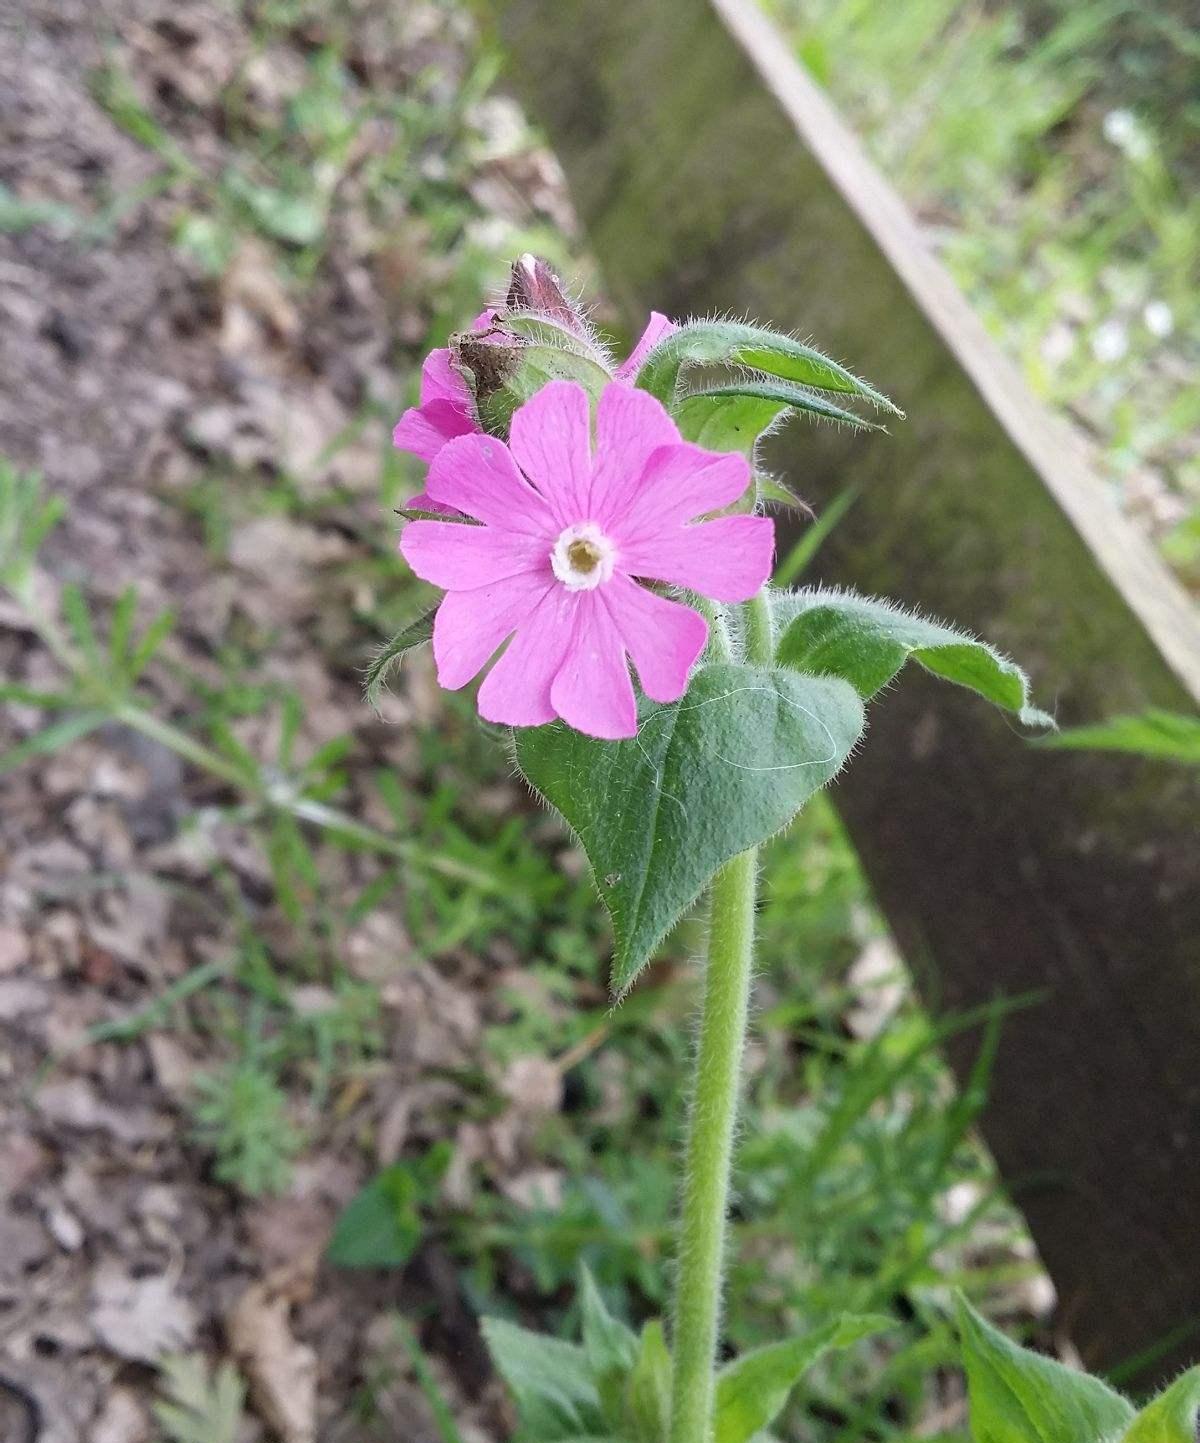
[957,1294,1134,1443]
[459,335,612,439]
[634,320,900,415]
[623,1321,671,1443]
[364,606,438,709]
[1118,1367,1200,1443]
[503,311,613,368]
[773,587,1053,728]
[514,662,865,995]
[481,1316,606,1441]
[714,1313,893,1443]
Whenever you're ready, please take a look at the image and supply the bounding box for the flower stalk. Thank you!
[668,845,759,1443]
[667,589,772,1443]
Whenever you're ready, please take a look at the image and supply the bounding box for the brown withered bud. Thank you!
[505,253,586,333]
[454,330,523,409]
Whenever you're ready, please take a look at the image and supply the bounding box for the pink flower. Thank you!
[400,381,774,740]
[393,311,679,483]
[393,310,495,513]
[614,311,676,381]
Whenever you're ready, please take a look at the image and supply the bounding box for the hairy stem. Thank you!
[743,588,774,666]
[668,845,758,1443]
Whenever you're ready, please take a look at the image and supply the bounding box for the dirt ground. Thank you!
[0,2,581,1438]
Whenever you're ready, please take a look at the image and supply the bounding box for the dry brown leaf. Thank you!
[90,1266,198,1363]
[228,1256,319,1443]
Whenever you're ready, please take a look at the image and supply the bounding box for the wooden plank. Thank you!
[487,0,1200,1384]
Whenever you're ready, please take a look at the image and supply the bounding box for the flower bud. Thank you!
[505,253,587,336]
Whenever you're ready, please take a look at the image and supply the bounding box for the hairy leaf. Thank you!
[624,1321,671,1443]
[774,587,1052,727]
[635,320,899,414]
[365,607,438,709]
[515,663,865,994]
[482,1317,605,1440]
[714,1313,893,1443]
[674,385,882,456]
[958,1295,1133,1443]
[1119,1367,1200,1443]
[580,1266,639,1427]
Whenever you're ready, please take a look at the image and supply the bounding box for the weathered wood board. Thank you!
[486,0,1200,1385]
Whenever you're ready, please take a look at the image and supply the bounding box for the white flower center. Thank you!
[550,522,616,591]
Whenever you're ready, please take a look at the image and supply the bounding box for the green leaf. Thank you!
[957,1295,1134,1443]
[1119,1367,1200,1443]
[674,386,881,456]
[774,587,1052,727]
[224,172,325,246]
[713,1313,892,1443]
[1038,709,1200,765]
[327,1159,433,1268]
[580,1265,639,1425]
[153,1353,245,1443]
[774,489,857,587]
[365,607,438,709]
[125,608,176,683]
[635,320,900,415]
[624,1320,671,1443]
[515,663,864,994]
[0,711,109,775]
[482,1317,606,1440]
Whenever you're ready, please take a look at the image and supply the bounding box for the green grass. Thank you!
[0,1,1097,1435]
[765,0,1200,584]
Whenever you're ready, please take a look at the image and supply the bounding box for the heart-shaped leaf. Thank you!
[957,1295,1134,1443]
[774,587,1052,727]
[714,1313,893,1443]
[515,663,865,994]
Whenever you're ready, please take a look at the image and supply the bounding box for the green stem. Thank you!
[668,845,759,1443]
[744,588,774,666]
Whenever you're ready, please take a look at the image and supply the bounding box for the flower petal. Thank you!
[507,380,593,524]
[550,591,638,739]
[601,574,707,704]
[400,520,550,590]
[425,433,556,535]
[477,586,579,727]
[432,571,555,690]
[611,443,752,539]
[419,348,471,408]
[589,385,681,526]
[619,515,775,603]
[614,311,677,381]
[393,398,475,463]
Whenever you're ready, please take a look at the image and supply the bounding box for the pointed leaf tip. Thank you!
[773,588,1050,725]
[365,606,438,709]
[956,1293,1133,1443]
[515,664,865,995]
